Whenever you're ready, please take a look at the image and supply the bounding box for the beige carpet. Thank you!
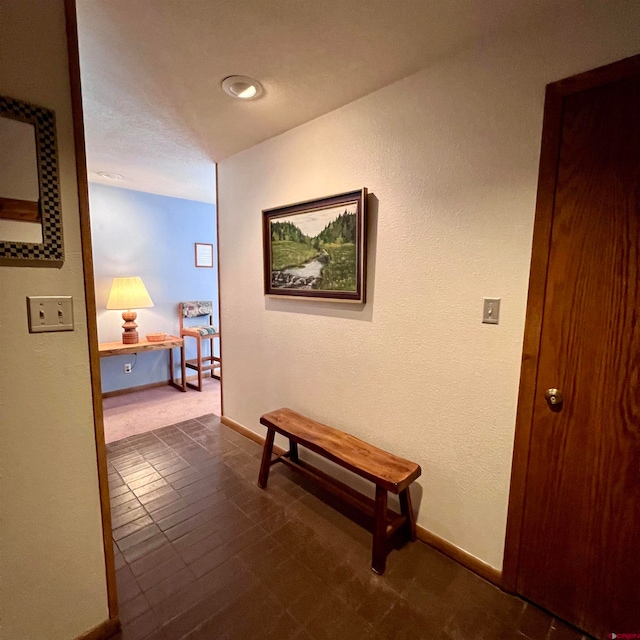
[102,377,221,443]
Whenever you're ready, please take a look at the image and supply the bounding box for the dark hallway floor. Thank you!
[107,415,589,640]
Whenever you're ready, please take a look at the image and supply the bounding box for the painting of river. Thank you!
[271,250,329,289]
[270,204,356,291]
[263,189,367,302]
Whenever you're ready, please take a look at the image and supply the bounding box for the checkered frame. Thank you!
[0,96,64,264]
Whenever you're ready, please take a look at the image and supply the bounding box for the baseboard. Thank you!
[220,414,504,587]
[220,415,286,454]
[75,616,120,640]
[102,380,169,399]
[416,525,502,586]
[102,373,220,398]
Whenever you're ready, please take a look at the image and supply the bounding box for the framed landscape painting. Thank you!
[263,188,367,302]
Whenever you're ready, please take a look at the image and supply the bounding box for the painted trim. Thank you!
[64,0,118,618]
[220,414,502,585]
[75,617,120,640]
[502,53,640,593]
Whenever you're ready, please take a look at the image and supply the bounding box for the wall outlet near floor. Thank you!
[124,363,132,373]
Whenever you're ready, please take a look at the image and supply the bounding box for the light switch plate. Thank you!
[482,298,500,324]
[27,296,74,333]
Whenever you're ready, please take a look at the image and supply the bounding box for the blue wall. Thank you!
[90,183,218,393]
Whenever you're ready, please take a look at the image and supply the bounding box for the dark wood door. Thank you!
[514,62,640,637]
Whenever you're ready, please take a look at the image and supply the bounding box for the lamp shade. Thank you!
[106,276,154,310]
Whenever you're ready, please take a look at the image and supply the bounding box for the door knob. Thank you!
[545,388,564,407]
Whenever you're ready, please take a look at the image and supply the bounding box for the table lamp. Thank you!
[106,276,154,344]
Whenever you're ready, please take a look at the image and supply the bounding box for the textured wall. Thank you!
[0,0,109,638]
[89,184,218,393]
[218,4,640,569]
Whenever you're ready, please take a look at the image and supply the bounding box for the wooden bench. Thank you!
[258,408,422,575]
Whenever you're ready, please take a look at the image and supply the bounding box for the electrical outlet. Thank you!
[124,363,132,373]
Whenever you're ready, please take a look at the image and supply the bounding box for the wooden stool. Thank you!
[178,301,221,391]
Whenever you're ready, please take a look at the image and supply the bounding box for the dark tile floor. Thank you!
[108,415,589,640]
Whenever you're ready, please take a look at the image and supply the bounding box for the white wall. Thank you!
[218,2,640,570]
[0,1,109,638]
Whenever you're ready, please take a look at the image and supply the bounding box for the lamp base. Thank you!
[121,310,139,344]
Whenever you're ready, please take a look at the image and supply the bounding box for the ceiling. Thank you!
[77,0,572,203]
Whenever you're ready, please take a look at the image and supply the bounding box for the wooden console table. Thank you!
[98,335,186,392]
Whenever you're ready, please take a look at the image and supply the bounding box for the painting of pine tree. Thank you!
[263,189,367,302]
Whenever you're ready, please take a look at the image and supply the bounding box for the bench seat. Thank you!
[258,407,422,574]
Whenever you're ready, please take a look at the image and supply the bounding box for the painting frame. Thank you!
[0,95,64,266]
[262,188,367,302]
[194,242,214,268]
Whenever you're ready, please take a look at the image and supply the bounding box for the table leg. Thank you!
[289,439,299,463]
[168,344,187,392]
[372,485,388,575]
[169,346,175,387]
[258,428,275,489]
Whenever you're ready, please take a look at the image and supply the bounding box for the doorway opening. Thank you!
[87,176,222,444]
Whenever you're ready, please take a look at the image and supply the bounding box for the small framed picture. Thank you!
[194,242,214,268]
[262,188,367,302]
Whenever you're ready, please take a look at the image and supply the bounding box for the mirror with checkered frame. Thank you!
[0,96,64,266]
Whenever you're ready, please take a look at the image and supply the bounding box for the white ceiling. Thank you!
[77,0,573,204]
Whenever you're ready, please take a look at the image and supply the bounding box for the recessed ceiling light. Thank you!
[98,171,124,180]
[221,75,263,100]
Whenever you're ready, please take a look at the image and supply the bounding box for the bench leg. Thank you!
[258,428,275,489]
[289,439,299,463]
[399,487,417,542]
[372,485,388,575]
